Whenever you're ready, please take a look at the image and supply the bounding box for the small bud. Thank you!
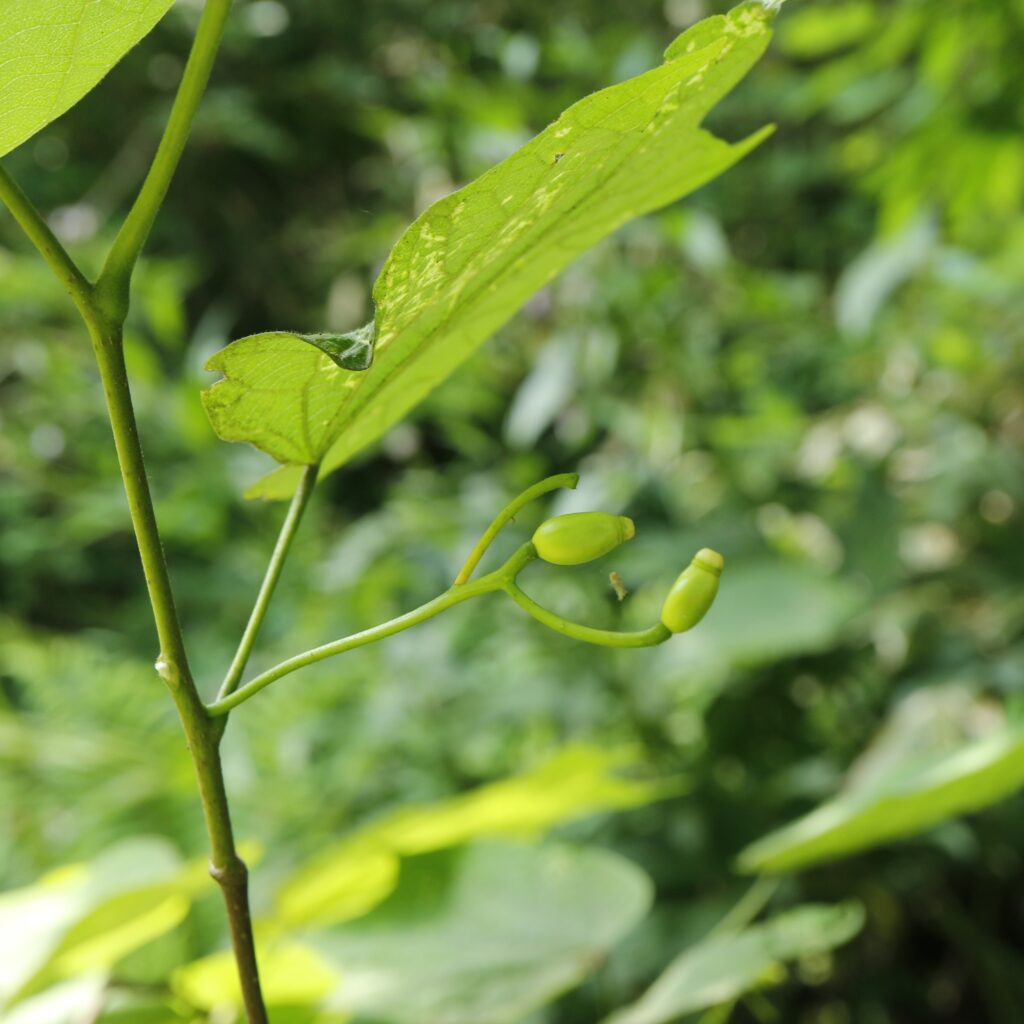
[532,512,636,566]
[660,548,724,633]
[155,653,174,683]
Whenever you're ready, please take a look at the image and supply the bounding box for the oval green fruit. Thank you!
[661,548,724,633]
[532,512,636,566]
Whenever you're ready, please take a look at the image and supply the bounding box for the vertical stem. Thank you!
[6,0,263,1013]
[89,325,268,1023]
[90,332,189,671]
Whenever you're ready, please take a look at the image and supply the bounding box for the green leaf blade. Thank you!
[276,744,674,928]
[603,902,865,1024]
[201,328,374,466]
[0,0,176,157]
[241,1,776,498]
[737,728,1024,875]
[315,841,653,1024]
[0,838,189,1011]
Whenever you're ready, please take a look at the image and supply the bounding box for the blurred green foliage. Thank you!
[2,0,1024,1021]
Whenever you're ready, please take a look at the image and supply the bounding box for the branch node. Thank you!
[210,854,249,887]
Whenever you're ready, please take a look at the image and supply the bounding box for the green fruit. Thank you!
[532,512,636,566]
[660,548,724,633]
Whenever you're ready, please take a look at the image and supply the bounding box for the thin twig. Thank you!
[217,463,319,706]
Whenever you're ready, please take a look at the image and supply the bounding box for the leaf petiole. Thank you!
[454,472,579,585]
[215,462,320,713]
[208,532,681,718]
[503,582,671,649]
[205,543,539,717]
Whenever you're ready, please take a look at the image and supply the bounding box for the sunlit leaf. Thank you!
[173,940,338,1012]
[277,745,675,927]
[236,1,776,497]
[50,891,189,978]
[0,0,175,157]
[738,698,1024,874]
[366,744,677,852]
[1,977,107,1024]
[0,838,190,1010]
[277,844,399,930]
[201,327,374,466]
[94,990,192,1023]
[317,840,652,1024]
[603,903,865,1024]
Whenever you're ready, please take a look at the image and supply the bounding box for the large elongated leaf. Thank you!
[738,695,1024,875]
[222,2,777,498]
[603,903,865,1024]
[315,841,653,1024]
[277,745,675,927]
[0,0,175,157]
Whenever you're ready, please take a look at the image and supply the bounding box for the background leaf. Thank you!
[315,840,653,1024]
[277,745,674,927]
[172,940,338,1014]
[0,0,175,157]
[0,838,188,1010]
[603,902,865,1024]
[1,977,108,1024]
[738,691,1024,874]
[241,1,775,497]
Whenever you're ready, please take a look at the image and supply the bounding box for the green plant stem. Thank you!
[453,472,579,585]
[0,163,98,327]
[216,462,319,708]
[95,0,233,324]
[503,582,672,648]
[89,326,267,1023]
[709,877,780,938]
[207,543,540,716]
[91,334,190,673]
[36,0,269,1015]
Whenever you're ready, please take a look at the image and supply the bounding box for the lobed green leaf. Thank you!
[201,326,374,466]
